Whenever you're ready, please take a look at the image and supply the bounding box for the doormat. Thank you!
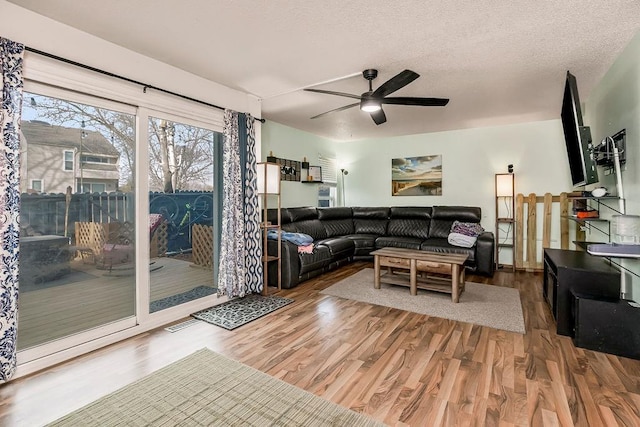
[192,294,293,330]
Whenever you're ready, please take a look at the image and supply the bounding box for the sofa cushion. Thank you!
[387,207,431,239]
[299,245,332,275]
[420,238,475,263]
[292,220,328,240]
[323,219,355,237]
[319,206,355,237]
[353,207,389,235]
[429,206,482,239]
[267,208,292,225]
[375,236,423,250]
[318,207,353,220]
[288,207,318,222]
[316,237,355,260]
[342,234,377,256]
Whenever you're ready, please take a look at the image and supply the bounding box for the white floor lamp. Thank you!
[340,169,348,206]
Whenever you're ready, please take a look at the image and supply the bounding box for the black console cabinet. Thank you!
[543,248,620,336]
[572,292,640,359]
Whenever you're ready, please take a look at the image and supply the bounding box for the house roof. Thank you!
[21,121,120,157]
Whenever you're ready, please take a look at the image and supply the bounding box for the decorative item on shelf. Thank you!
[591,187,608,198]
[301,157,309,169]
[263,154,301,181]
[576,209,599,219]
[306,166,323,183]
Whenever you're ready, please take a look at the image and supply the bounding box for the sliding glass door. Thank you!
[147,116,217,313]
[17,88,137,357]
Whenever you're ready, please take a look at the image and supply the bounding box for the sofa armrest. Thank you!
[474,231,495,276]
[267,240,301,289]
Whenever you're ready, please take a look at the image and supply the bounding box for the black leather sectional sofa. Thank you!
[267,206,495,289]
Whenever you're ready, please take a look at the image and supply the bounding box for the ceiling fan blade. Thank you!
[382,97,449,106]
[372,69,420,98]
[310,102,360,119]
[370,108,387,125]
[304,88,361,100]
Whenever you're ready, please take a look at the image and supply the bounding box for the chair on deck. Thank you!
[75,214,168,271]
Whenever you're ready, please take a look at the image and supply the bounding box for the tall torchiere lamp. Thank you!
[256,162,282,295]
[495,168,515,271]
[340,168,348,206]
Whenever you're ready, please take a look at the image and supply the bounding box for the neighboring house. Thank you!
[19,120,120,194]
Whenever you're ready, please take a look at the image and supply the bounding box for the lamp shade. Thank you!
[257,162,280,194]
[495,173,514,197]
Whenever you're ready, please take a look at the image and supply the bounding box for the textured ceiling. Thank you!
[8,0,640,141]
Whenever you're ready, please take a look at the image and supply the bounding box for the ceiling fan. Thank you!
[304,69,449,125]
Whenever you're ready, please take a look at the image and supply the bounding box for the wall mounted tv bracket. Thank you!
[595,129,626,175]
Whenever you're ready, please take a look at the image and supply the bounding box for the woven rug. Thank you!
[48,348,385,426]
[150,285,217,313]
[192,294,293,330]
[321,268,525,334]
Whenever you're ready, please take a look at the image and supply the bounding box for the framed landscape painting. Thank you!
[392,155,442,196]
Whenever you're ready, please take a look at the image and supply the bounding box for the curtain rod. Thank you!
[24,46,265,123]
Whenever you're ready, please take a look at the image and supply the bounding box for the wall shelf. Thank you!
[567,196,625,246]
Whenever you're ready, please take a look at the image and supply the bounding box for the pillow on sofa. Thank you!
[448,221,484,248]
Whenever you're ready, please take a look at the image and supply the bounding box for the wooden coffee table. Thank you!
[371,247,469,303]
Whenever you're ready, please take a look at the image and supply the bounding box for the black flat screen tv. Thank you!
[561,71,598,187]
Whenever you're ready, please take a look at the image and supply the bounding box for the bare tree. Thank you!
[26,93,215,192]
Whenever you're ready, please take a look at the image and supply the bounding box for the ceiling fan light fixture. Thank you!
[360,98,381,112]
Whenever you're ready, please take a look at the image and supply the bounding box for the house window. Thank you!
[78,182,107,193]
[63,150,74,171]
[81,155,116,164]
[318,155,337,184]
[31,179,42,193]
[318,155,337,207]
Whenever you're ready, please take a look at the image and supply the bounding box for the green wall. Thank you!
[586,30,640,301]
[261,121,337,208]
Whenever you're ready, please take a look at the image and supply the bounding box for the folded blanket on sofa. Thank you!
[267,229,314,246]
[450,220,484,237]
[448,232,478,248]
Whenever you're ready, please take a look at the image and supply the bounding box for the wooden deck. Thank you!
[18,257,214,350]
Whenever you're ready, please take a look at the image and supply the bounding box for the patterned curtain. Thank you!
[217,110,263,297]
[241,114,263,294]
[0,37,24,383]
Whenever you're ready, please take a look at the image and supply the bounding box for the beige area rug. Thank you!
[321,268,525,334]
[48,349,385,427]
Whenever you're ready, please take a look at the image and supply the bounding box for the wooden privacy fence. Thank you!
[514,192,583,271]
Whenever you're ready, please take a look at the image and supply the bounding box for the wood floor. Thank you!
[2,261,639,426]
